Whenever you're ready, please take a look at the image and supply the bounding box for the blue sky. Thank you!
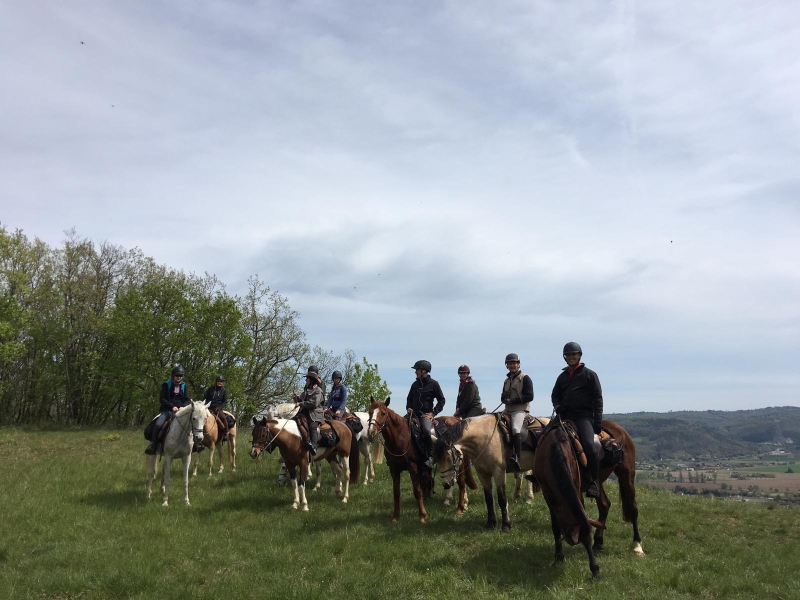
[1,1,798,414]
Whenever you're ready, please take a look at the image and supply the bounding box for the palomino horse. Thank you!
[435,413,548,532]
[367,397,476,523]
[191,410,237,477]
[250,417,354,511]
[146,400,210,507]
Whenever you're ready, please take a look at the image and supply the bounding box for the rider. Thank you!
[204,375,230,441]
[454,365,483,418]
[501,353,534,472]
[145,365,192,455]
[293,366,326,455]
[406,359,445,469]
[325,371,348,421]
[551,341,603,499]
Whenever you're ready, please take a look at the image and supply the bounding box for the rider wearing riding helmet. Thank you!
[293,365,326,455]
[406,360,445,469]
[551,342,603,499]
[454,365,483,419]
[204,375,230,441]
[325,371,348,421]
[501,353,534,472]
[145,365,192,455]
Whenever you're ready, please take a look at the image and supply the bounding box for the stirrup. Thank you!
[585,481,600,498]
[524,473,538,484]
[144,443,157,456]
[507,456,521,472]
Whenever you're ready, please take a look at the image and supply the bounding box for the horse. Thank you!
[435,413,548,532]
[265,403,298,419]
[534,419,610,578]
[146,400,211,507]
[191,410,237,477]
[250,416,354,511]
[367,397,476,523]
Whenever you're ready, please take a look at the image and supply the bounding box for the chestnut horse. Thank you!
[191,411,237,477]
[367,397,476,523]
[534,418,643,579]
[250,417,353,511]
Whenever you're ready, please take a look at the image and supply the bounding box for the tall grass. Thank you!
[1,428,799,599]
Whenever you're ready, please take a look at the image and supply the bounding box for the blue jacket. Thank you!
[326,384,348,412]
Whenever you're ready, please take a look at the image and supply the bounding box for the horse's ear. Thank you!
[203,400,211,408]
[385,396,391,406]
[252,416,258,425]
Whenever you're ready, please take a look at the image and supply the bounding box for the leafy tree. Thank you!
[346,357,391,412]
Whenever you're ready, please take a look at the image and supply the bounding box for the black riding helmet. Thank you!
[504,353,520,364]
[332,370,343,381]
[412,360,432,372]
[215,375,226,382]
[172,365,185,377]
[563,342,582,355]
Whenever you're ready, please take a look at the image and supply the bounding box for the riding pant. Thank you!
[419,413,434,438]
[154,410,171,436]
[505,410,527,435]
[570,415,599,483]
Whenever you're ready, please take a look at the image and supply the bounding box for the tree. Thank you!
[346,357,391,412]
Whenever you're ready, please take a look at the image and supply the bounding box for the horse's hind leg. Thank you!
[182,454,192,506]
[390,468,401,522]
[616,464,644,555]
[161,456,172,507]
[549,508,565,566]
[312,461,322,492]
[477,471,496,529]
[496,472,511,533]
[229,432,236,473]
[592,485,610,552]
[409,469,427,524]
[146,455,157,501]
[339,454,350,503]
[582,528,601,579]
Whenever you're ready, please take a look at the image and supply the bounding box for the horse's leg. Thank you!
[549,508,565,567]
[525,477,535,504]
[329,457,343,497]
[409,468,427,524]
[161,456,172,507]
[456,473,467,516]
[513,472,522,501]
[593,485,611,552]
[229,432,236,473]
[182,454,191,506]
[312,460,322,492]
[207,438,215,477]
[360,439,371,485]
[443,486,453,508]
[191,449,199,477]
[615,463,644,556]
[340,454,350,503]
[496,470,511,533]
[290,478,300,510]
[476,471,496,530]
[390,467,401,522]
[146,455,156,501]
[582,525,601,579]
[215,439,224,475]
[298,459,309,512]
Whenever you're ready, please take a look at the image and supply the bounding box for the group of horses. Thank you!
[145,397,643,579]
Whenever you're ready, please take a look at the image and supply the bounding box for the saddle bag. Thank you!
[345,413,363,434]
[599,431,625,467]
[143,416,158,441]
[319,425,338,447]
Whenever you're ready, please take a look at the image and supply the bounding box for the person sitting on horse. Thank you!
[551,341,603,499]
[325,370,348,421]
[454,364,483,419]
[204,375,230,441]
[145,365,192,455]
[501,353,534,472]
[406,359,445,469]
[293,366,326,455]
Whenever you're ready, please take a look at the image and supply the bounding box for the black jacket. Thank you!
[159,380,190,412]
[204,385,228,411]
[456,381,483,417]
[406,376,446,416]
[551,364,603,428]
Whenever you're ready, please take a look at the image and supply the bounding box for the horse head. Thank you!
[250,416,275,459]
[190,400,209,444]
[367,396,391,442]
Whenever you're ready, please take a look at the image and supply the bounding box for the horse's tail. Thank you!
[462,454,478,490]
[349,428,360,484]
[614,431,639,524]
[370,438,384,465]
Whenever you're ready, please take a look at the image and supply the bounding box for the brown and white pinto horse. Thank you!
[534,418,643,579]
[250,417,353,511]
[191,411,237,477]
[368,397,477,523]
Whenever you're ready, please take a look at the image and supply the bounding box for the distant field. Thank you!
[3,427,800,600]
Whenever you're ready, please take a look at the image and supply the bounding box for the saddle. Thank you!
[143,413,176,443]
[213,409,236,430]
[295,414,339,448]
[497,413,549,452]
[554,419,625,470]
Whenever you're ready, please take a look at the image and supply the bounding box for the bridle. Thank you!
[251,422,276,455]
[368,406,411,457]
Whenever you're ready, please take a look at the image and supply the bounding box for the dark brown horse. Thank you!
[534,419,643,579]
[367,397,476,523]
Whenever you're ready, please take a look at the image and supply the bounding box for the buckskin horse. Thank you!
[368,397,476,523]
[250,416,354,511]
[534,418,643,579]
[191,410,237,477]
[146,400,210,507]
[435,413,548,532]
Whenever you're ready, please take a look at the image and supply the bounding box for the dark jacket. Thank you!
[406,376,445,416]
[551,364,603,428]
[326,384,348,412]
[297,384,325,422]
[456,381,483,418]
[204,385,228,411]
[159,380,190,412]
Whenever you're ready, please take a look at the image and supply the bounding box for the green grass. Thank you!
[2,428,800,599]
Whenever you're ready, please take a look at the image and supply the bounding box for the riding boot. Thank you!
[508,434,523,472]
[309,425,319,456]
[585,441,600,499]
[144,441,158,455]
[423,436,435,469]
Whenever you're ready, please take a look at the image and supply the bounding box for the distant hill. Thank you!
[605,406,800,461]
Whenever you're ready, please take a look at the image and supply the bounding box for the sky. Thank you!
[1,1,799,415]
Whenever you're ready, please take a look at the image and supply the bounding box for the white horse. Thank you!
[146,400,210,507]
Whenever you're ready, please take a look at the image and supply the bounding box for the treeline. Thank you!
[0,226,388,427]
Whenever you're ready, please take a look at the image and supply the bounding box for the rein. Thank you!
[251,418,292,455]
[369,409,412,458]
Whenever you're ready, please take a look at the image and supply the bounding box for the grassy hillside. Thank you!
[1,427,799,599]
[606,406,800,460]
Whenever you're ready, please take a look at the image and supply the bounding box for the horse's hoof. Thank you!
[302,506,309,512]
[390,517,398,523]
[592,570,602,580]
[443,500,451,507]
[342,497,348,504]
[592,544,604,553]
[419,517,426,524]
[485,523,496,530]
[456,509,463,516]
[502,524,511,533]
[291,504,298,510]
[161,501,169,507]
[633,543,645,556]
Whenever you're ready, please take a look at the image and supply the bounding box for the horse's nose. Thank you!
[442,482,452,490]
[250,448,259,459]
